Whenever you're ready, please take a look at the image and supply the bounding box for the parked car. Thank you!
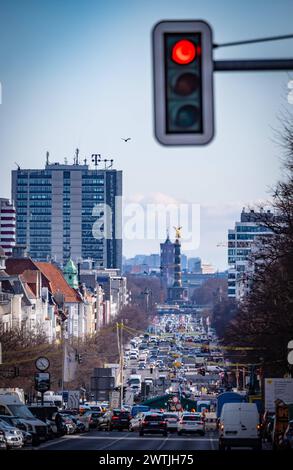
[163,412,179,432]
[0,415,33,445]
[0,419,23,448]
[59,414,76,434]
[177,412,205,436]
[139,412,167,436]
[101,409,131,431]
[0,429,7,450]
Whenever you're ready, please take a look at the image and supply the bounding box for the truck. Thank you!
[0,392,47,444]
[216,391,247,418]
[128,374,142,392]
[197,400,211,413]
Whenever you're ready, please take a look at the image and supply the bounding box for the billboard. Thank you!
[265,378,293,412]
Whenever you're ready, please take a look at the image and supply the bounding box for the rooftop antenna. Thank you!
[14,162,20,170]
[46,151,49,166]
[91,153,101,169]
[103,158,114,169]
[84,158,87,165]
[75,148,79,165]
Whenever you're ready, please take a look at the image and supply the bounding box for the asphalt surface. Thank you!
[37,429,219,451]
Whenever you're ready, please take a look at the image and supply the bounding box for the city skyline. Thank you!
[0,0,293,270]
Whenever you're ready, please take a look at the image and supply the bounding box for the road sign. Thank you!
[68,390,80,409]
[34,372,50,392]
[110,391,120,409]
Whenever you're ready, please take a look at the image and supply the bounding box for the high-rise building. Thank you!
[0,198,16,256]
[228,208,273,300]
[11,156,122,270]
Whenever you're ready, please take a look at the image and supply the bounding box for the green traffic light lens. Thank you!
[174,73,199,96]
[175,105,199,128]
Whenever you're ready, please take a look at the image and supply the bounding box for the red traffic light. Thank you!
[172,39,196,65]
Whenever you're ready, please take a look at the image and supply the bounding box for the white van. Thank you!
[219,403,261,450]
[0,393,47,444]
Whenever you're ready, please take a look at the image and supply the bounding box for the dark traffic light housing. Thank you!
[153,20,214,145]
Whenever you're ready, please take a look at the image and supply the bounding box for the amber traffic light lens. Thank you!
[174,73,199,96]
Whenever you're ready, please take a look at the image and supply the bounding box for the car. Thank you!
[0,430,7,450]
[0,419,24,448]
[177,413,205,436]
[101,409,131,431]
[83,410,103,429]
[163,412,179,432]
[59,414,76,434]
[139,412,167,436]
[0,415,33,445]
[129,412,145,432]
[204,412,217,431]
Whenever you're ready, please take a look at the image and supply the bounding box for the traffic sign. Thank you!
[34,372,50,392]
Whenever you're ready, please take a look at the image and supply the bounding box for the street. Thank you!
[38,429,218,451]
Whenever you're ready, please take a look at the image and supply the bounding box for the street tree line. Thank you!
[213,118,293,376]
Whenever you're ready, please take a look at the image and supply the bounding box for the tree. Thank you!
[191,277,228,306]
[223,117,293,376]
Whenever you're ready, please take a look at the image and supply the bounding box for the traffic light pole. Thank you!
[214,58,293,71]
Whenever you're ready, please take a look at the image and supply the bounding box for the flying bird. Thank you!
[121,137,131,142]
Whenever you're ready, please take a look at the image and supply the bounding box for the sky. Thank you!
[0,0,292,270]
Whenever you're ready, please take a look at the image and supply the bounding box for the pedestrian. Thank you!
[54,411,63,436]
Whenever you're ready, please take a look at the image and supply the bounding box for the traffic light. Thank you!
[76,354,82,364]
[153,20,214,145]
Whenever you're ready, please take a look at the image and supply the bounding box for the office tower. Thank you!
[12,154,122,270]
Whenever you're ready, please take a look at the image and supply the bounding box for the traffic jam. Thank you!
[0,314,291,451]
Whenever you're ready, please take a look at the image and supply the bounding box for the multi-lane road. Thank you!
[38,429,218,451]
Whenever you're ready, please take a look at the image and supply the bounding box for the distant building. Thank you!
[79,264,128,324]
[228,208,274,300]
[12,156,122,269]
[160,234,175,288]
[181,254,188,271]
[201,263,216,274]
[187,257,202,273]
[0,198,16,257]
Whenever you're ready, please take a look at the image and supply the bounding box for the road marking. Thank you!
[99,434,131,450]
[157,435,169,450]
[38,435,218,448]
